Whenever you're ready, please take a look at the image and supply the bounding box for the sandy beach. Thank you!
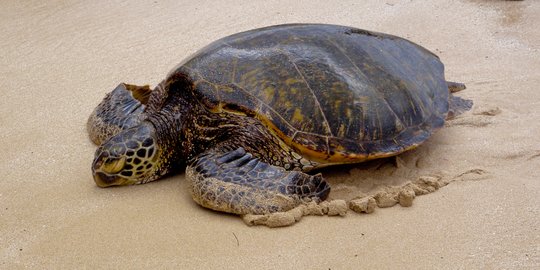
[1,0,539,268]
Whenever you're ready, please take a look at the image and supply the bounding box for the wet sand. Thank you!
[1,0,539,268]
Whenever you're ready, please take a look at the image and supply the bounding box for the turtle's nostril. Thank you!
[94,172,118,187]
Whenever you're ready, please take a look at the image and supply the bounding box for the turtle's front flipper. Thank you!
[186,147,330,215]
[87,83,152,145]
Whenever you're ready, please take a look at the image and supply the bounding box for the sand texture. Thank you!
[1,0,539,269]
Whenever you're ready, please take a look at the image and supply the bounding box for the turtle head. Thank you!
[92,122,171,187]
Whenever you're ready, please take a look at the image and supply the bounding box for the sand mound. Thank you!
[243,139,494,227]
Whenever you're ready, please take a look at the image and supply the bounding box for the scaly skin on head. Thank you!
[91,77,192,187]
[93,122,160,186]
[92,111,183,187]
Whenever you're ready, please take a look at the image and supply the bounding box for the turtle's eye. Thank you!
[102,156,126,174]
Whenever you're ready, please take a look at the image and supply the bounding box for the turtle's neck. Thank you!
[145,96,189,175]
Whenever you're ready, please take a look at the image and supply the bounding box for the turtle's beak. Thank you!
[94,172,120,187]
[93,170,135,187]
[92,155,129,187]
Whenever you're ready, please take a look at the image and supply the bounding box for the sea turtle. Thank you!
[88,24,472,215]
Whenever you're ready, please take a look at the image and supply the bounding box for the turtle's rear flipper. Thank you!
[447,95,473,119]
[186,147,330,215]
[87,83,152,145]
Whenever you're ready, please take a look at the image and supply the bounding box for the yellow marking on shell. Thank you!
[285,78,303,95]
[239,68,260,84]
[253,114,325,160]
[337,124,346,137]
[102,156,126,174]
[278,88,287,100]
[294,136,425,165]
[345,108,352,119]
[289,142,334,163]
[288,142,367,164]
[253,113,363,164]
[359,96,370,104]
[284,100,292,108]
[285,78,302,86]
[218,85,234,93]
[333,100,342,111]
[263,87,275,102]
[292,108,304,123]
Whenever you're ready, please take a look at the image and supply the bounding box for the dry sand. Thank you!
[1,0,539,268]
